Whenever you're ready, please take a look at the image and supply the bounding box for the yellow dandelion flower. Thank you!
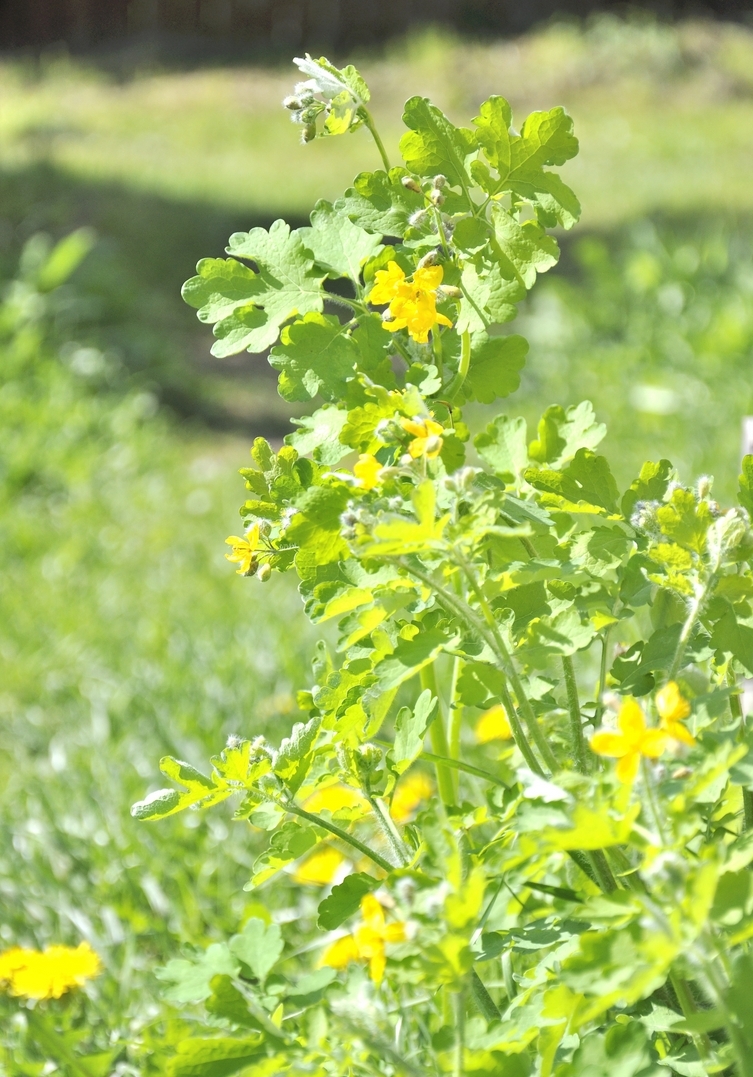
[353,453,383,491]
[304,783,368,815]
[320,894,406,984]
[391,772,433,823]
[475,704,513,744]
[293,846,347,886]
[369,260,454,344]
[0,942,101,1000]
[656,681,695,747]
[590,698,668,784]
[225,523,260,575]
[400,416,444,459]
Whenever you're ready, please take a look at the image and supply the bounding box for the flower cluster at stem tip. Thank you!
[0,942,101,1000]
[369,261,453,344]
[590,681,695,783]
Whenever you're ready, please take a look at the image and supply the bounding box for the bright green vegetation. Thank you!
[0,235,317,1061]
[1,19,751,224]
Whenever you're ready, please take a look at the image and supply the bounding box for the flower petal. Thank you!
[656,681,691,724]
[617,699,648,743]
[590,731,629,758]
[615,751,641,784]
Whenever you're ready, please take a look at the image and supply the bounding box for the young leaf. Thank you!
[168,1036,265,1077]
[400,97,477,196]
[528,402,607,467]
[229,918,283,983]
[156,943,239,1004]
[392,688,437,774]
[317,872,379,930]
[130,758,232,821]
[491,206,559,290]
[622,459,674,520]
[286,406,349,466]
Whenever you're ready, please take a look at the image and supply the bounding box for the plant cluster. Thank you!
[121,56,753,1077]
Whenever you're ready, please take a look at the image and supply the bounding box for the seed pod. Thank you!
[401,175,423,194]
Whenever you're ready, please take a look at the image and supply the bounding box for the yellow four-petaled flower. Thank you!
[320,894,406,984]
[0,942,101,1000]
[370,261,453,344]
[400,416,444,459]
[225,523,260,575]
[590,683,695,783]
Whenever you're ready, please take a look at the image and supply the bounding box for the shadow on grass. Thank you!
[0,158,309,437]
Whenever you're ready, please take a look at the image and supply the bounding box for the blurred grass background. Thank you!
[2,11,753,1056]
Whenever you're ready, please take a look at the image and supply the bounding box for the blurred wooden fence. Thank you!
[1,0,750,52]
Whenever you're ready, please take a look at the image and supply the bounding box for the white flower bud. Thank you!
[432,174,447,189]
[257,563,272,583]
[401,175,423,194]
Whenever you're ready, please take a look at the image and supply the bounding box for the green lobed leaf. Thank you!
[336,167,424,236]
[299,200,382,281]
[286,406,349,465]
[210,220,326,356]
[400,97,477,196]
[464,333,528,404]
[317,872,379,930]
[167,1036,265,1077]
[622,459,674,520]
[228,918,283,983]
[474,415,528,480]
[528,401,607,466]
[392,688,437,774]
[269,313,358,402]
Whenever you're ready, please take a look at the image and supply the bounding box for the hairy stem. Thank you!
[562,655,589,774]
[362,108,391,171]
[420,664,458,806]
[285,802,394,872]
[448,655,464,761]
[369,794,412,867]
[396,558,544,776]
[593,627,611,730]
[470,968,501,1021]
[667,576,715,682]
[457,555,559,774]
[728,672,753,829]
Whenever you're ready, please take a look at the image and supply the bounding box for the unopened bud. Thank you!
[437,285,462,299]
[356,743,382,774]
[226,733,244,749]
[400,453,413,467]
[424,435,442,455]
[401,175,423,194]
[432,174,447,189]
[381,309,395,323]
[418,249,441,269]
[696,475,713,500]
[429,188,445,206]
[282,95,302,110]
[257,563,272,583]
[301,122,317,144]
[408,209,428,229]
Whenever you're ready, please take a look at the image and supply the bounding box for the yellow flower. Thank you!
[590,698,668,784]
[391,772,433,823]
[304,783,367,815]
[370,260,453,344]
[353,453,383,491]
[320,894,406,984]
[293,846,347,886]
[475,704,513,744]
[0,943,101,1000]
[400,416,444,459]
[656,681,695,747]
[225,523,260,575]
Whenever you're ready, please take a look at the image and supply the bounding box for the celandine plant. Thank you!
[133,57,753,1077]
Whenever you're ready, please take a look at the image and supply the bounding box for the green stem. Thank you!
[420,664,457,806]
[285,802,393,872]
[667,577,714,683]
[368,794,412,867]
[470,968,500,1021]
[391,744,508,787]
[728,673,753,829]
[640,758,667,846]
[362,108,391,172]
[562,655,589,774]
[395,558,544,776]
[448,655,464,761]
[594,626,611,729]
[432,324,444,380]
[444,330,471,402]
[457,556,559,774]
[454,987,466,1077]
